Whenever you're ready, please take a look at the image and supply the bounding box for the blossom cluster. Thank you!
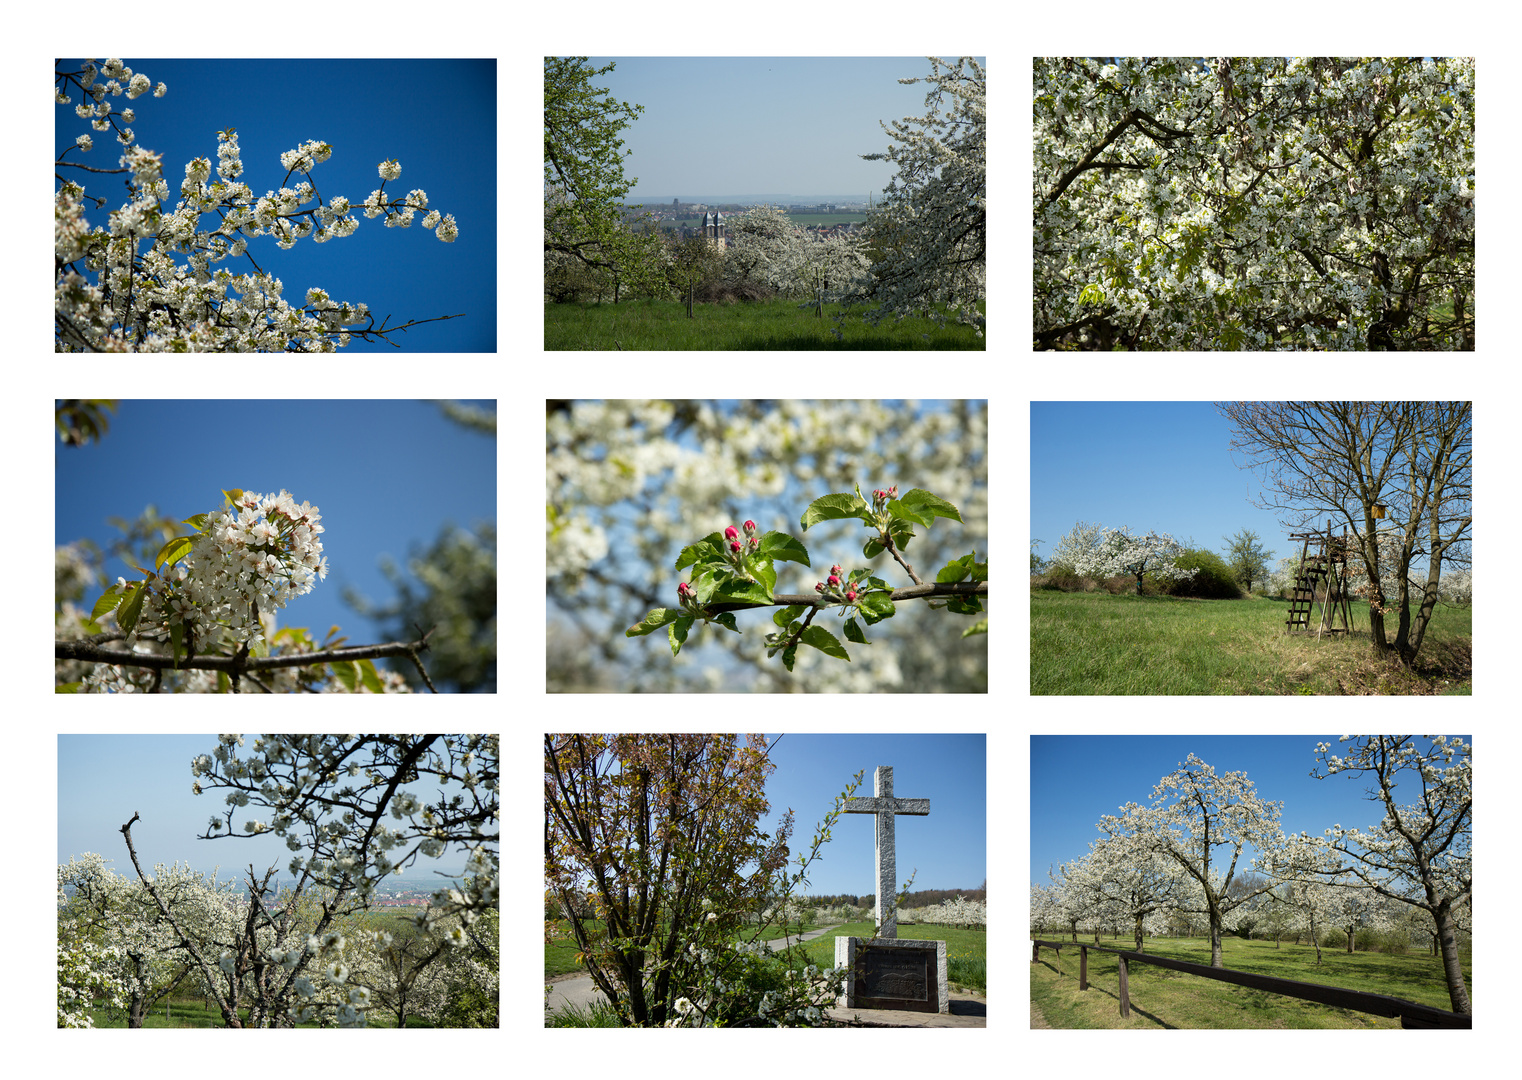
[126,489,325,655]
[55,58,459,352]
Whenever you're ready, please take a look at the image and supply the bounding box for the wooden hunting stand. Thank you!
[1285,519,1354,637]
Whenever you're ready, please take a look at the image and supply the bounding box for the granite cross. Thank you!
[842,765,929,939]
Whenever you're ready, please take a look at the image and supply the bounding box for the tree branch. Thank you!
[56,628,438,691]
[701,580,986,615]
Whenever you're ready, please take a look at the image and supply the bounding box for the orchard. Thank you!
[58,735,498,1028]
[1034,57,1473,350]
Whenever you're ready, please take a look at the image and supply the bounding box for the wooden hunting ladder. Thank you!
[1285,519,1353,637]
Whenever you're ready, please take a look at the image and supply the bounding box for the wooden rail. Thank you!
[1031,938,1470,1029]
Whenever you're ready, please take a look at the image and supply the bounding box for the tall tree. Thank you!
[848,57,985,337]
[1217,401,1471,665]
[1222,527,1272,591]
[1304,736,1470,1014]
[545,734,820,1027]
[1100,754,1286,967]
[543,58,668,301]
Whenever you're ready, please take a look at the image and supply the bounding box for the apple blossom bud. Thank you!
[743,520,758,537]
[831,564,842,577]
[724,525,739,542]
[815,582,826,593]
[827,575,840,587]
[845,590,858,603]
[730,540,742,553]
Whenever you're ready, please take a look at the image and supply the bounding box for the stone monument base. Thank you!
[835,936,949,1014]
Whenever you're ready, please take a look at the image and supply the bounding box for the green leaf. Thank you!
[669,616,693,656]
[118,583,145,633]
[332,660,359,691]
[155,536,194,572]
[713,612,740,634]
[961,617,988,638]
[756,531,810,567]
[890,489,963,527]
[843,617,869,645]
[91,583,129,621]
[774,605,806,627]
[713,579,772,606]
[355,659,385,693]
[627,608,682,637]
[857,591,896,625]
[183,513,210,531]
[222,488,244,506]
[799,625,849,661]
[863,536,885,559]
[800,492,870,531]
[782,643,798,672]
[675,536,724,572]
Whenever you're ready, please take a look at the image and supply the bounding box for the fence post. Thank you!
[1032,941,1039,963]
[1080,946,1088,990]
[1118,954,1130,1019]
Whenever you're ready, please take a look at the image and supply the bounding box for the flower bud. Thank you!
[815,582,826,594]
[845,590,858,603]
[724,526,739,542]
[827,575,840,587]
[831,564,842,577]
[743,520,758,537]
[730,540,742,553]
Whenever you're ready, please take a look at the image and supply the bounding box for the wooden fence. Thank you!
[1031,938,1470,1029]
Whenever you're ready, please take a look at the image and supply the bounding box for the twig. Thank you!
[702,581,986,615]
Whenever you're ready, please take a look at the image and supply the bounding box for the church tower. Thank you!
[703,211,726,251]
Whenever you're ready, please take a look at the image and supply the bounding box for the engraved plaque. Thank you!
[856,945,937,1013]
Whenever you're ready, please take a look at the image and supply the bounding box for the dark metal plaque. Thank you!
[855,945,938,1013]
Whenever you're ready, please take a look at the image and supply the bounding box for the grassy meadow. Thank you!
[544,296,986,350]
[1030,933,1470,1029]
[1030,589,1471,695]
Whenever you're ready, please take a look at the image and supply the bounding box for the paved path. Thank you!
[544,925,987,1028]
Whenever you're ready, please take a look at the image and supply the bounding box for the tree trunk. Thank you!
[1432,900,1471,1014]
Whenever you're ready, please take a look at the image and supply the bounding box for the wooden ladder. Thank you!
[1286,531,1327,632]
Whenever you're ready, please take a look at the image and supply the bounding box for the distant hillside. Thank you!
[629,194,871,206]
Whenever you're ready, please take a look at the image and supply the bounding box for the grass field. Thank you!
[1030,589,1471,694]
[544,296,986,350]
[1030,933,1470,1029]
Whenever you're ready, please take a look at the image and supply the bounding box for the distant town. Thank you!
[620,198,875,246]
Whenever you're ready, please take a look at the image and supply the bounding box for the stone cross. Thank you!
[842,765,929,939]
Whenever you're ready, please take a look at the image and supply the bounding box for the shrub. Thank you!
[1162,549,1244,599]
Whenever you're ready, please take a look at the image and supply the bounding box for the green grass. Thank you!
[1030,589,1471,694]
[1030,933,1470,1029]
[544,296,986,350]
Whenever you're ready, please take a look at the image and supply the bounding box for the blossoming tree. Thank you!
[1304,736,1470,1014]
[1099,754,1287,967]
[1035,57,1473,350]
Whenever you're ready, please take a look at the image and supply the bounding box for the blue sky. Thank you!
[55,58,496,352]
[571,57,986,203]
[1032,401,1408,574]
[1029,735,1469,886]
[55,400,496,675]
[58,735,485,884]
[758,734,986,897]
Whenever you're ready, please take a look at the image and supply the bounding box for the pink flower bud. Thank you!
[743,520,757,536]
[831,564,842,577]
[846,590,858,603]
[724,526,739,541]
[815,582,826,593]
[730,540,742,553]
[828,575,840,587]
